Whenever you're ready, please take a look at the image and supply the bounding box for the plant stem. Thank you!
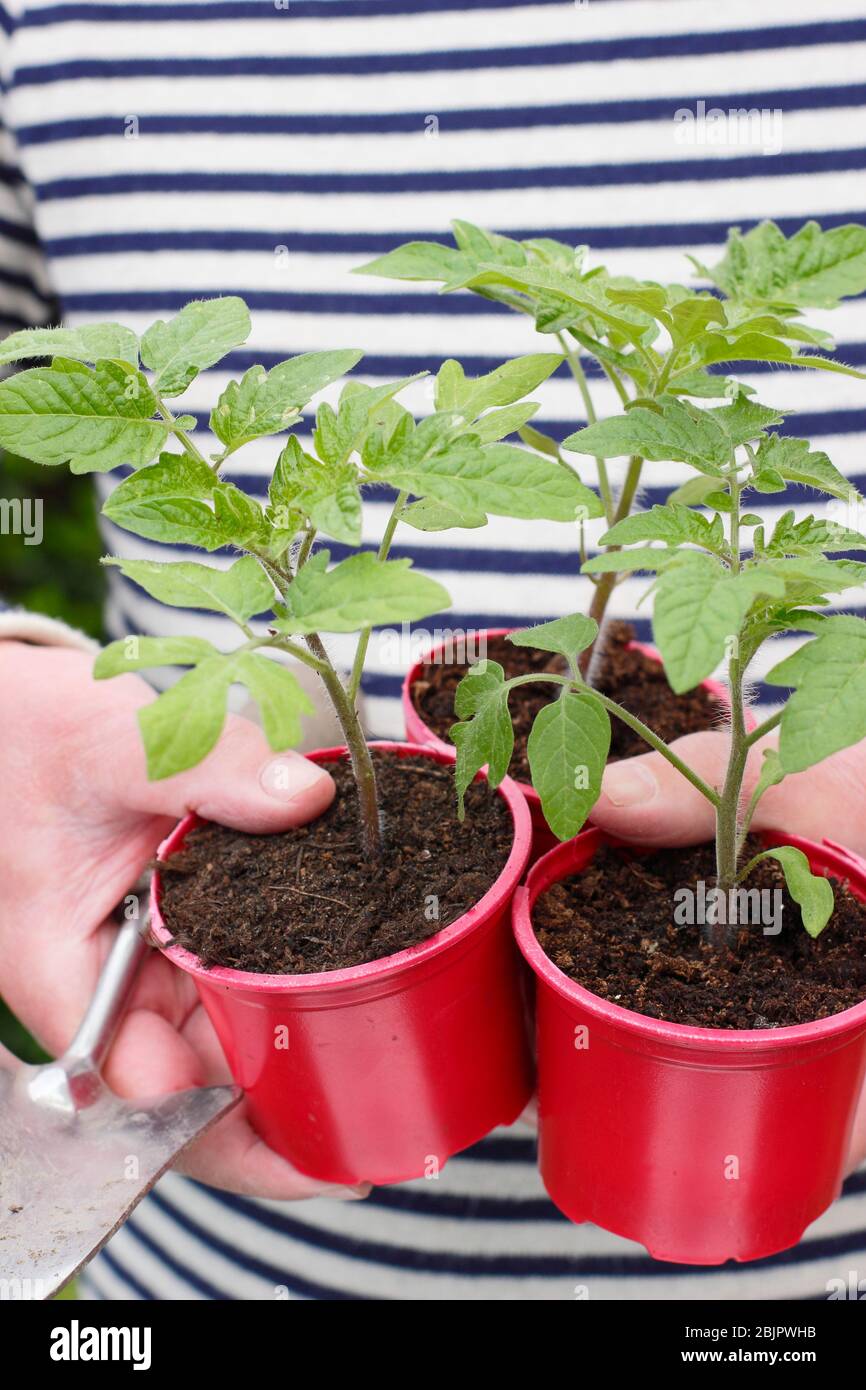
[589,690,722,808]
[155,396,212,469]
[579,454,645,677]
[305,632,382,858]
[711,465,747,948]
[347,490,407,703]
[558,333,614,525]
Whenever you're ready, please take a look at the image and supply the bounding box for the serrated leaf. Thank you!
[105,554,274,625]
[370,437,602,523]
[450,662,514,816]
[751,435,855,501]
[314,375,421,467]
[270,435,362,545]
[101,451,223,547]
[141,296,251,397]
[232,652,314,750]
[696,221,866,310]
[0,322,139,367]
[695,330,864,379]
[94,635,219,678]
[767,513,866,556]
[274,552,449,634]
[0,361,168,472]
[766,618,866,772]
[212,482,269,549]
[751,846,834,938]
[509,614,598,665]
[564,398,730,473]
[600,503,727,554]
[527,692,610,840]
[653,554,781,692]
[211,349,362,452]
[457,354,564,418]
[757,555,866,595]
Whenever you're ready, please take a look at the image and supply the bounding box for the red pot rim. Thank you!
[513,825,866,1050]
[401,626,743,805]
[150,739,532,994]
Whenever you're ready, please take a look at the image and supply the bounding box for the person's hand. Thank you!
[591,728,866,1172]
[0,640,370,1200]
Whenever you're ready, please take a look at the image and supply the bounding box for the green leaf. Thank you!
[450,662,514,816]
[140,296,251,397]
[274,551,450,634]
[694,331,864,379]
[370,437,602,523]
[517,422,561,457]
[757,555,866,596]
[750,747,786,805]
[527,691,610,841]
[401,497,487,531]
[212,482,269,549]
[467,401,539,444]
[232,652,314,750]
[509,614,597,666]
[270,435,362,545]
[94,635,219,678]
[710,393,784,446]
[564,398,730,473]
[105,554,274,625]
[600,502,727,554]
[582,548,677,574]
[353,241,472,283]
[751,846,834,939]
[0,322,139,367]
[101,451,224,548]
[767,512,866,556]
[314,375,422,467]
[455,354,564,417]
[653,554,782,692]
[138,658,235,779]
[0,361,168,472]
[765,617,866,772]
[751,435,855,501]
[210,349,362,452]
[694,221,866,310]
[667,473,725,507]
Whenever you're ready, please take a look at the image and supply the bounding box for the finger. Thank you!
[591,730,734,847]
[175,1106,372,1202]
[119,712,336,833]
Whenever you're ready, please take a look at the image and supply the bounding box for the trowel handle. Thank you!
[61,903,151,1075]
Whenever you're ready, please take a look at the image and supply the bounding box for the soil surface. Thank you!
[158,751,512,975]
[533,841,866,1028]
[412,620,722,781]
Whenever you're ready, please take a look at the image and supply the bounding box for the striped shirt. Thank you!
[1,0,865,1299]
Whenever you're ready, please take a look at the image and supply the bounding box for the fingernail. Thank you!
[322,1182,372,1201]
[260,753,330,803]
[603,761,658,807]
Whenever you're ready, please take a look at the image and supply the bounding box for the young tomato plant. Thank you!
[450,279,866,946]
[0,298,592,856]
[358,219,866,673]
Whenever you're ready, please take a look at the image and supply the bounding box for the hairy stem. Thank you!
[347,490,407,703]
[558,333,614,525]
[711,467,747,948]
[579,454,645,677]
[305,633,382,858]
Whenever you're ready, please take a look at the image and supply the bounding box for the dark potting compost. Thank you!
[412,621,721,781]
[533,841,866,1029]
[158,751,512,974]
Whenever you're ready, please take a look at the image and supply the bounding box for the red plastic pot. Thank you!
[513,826,866,1264]
[403,627,736,860]
[150,741,533,1187]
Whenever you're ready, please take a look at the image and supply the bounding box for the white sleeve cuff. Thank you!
[0,609,100,654]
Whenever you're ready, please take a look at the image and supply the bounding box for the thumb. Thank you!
[591,730,735,848]
[123,712,336,832]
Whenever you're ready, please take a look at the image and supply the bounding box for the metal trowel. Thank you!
[0,901,240,1298]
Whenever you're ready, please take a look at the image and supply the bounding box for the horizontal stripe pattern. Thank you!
[2,0,865,1301]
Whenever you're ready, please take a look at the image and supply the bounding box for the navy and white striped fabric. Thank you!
[2,0,866,1299]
